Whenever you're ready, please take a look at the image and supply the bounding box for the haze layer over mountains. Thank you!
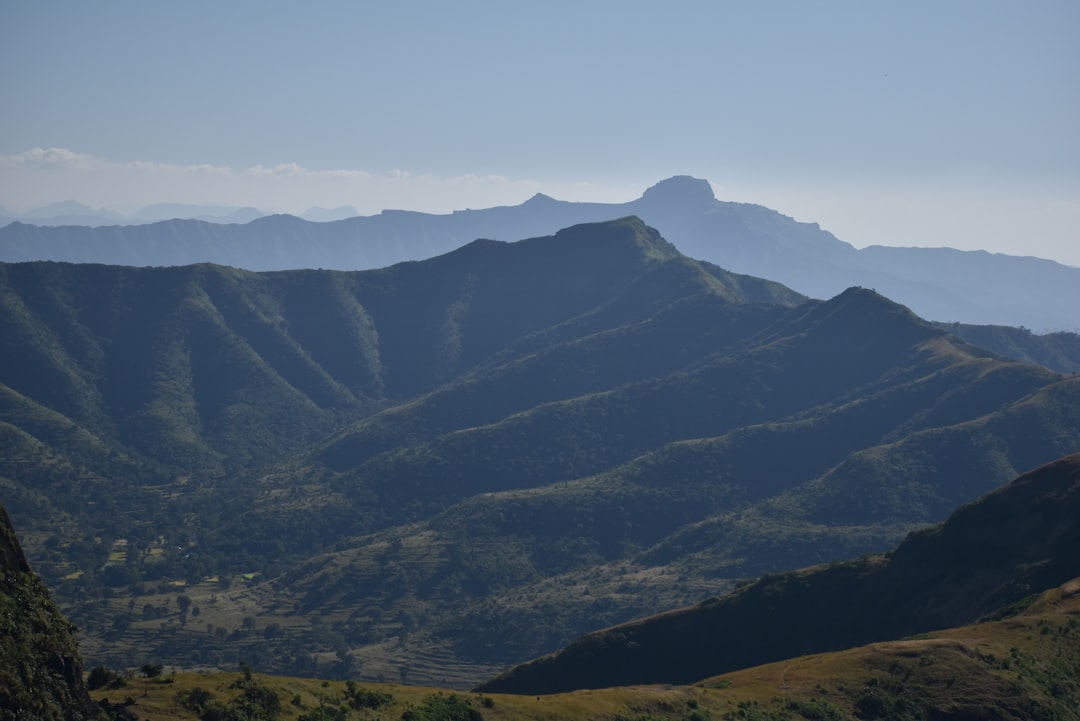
[3,176,1078,331]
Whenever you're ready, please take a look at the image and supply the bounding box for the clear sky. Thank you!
[2,1,1078,265]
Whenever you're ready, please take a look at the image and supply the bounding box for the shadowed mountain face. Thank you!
[2,217,1080,686]
[3,176,1078,330]
[477,454,1080,695]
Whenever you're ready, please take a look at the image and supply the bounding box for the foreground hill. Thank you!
[4,176,1078,330]
[479,454,1080,694]
[2,218,1080,686]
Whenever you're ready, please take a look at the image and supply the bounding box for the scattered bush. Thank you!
[298,704,348,721]
[401,692,482,721]
[348,685,394,710]
[176,686,215,713]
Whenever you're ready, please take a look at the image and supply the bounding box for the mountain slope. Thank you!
[4,176,1078,329]
[3,217,1080,687]
[198,293,1080,684]
[0,218,800,478]
[477,454,1080,694]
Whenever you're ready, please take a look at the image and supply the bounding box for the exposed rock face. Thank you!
[0,504,99,721]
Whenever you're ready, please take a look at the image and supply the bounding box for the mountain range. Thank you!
[3,217,1080,688]
[0,200,364,226]
[0,200,269,227]
[3,176,1078,331]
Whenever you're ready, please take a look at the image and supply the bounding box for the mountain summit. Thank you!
[639,175,717,207]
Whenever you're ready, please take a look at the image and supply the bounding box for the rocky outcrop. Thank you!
[1,504,100,721]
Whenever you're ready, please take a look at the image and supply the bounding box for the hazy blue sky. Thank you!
[2,1,1078,264]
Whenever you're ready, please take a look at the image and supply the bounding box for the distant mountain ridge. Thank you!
[3,176,1078,330]
[0,200,267,226]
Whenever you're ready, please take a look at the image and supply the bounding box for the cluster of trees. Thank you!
[174,666,398,721]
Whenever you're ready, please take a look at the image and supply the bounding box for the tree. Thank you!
[140,662,163,680]
[87,665,121,690]
[139,662,164,698]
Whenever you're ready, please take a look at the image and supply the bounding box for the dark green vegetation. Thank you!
[479,454,1080,694]
[3,217,1080,688]
[0,504,102,721]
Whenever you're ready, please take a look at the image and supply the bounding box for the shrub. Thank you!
[401,693,482,721]
[349,686,394,710]
[87,665,123,690]
[176,686,215,713]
